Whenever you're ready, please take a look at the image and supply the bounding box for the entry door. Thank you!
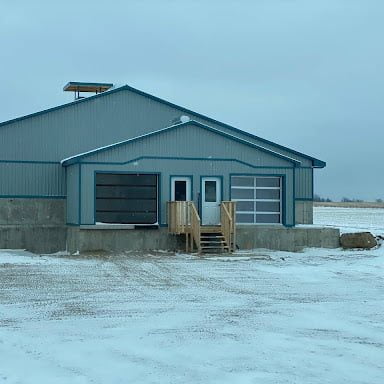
[201,177,221,225]
[171,177,191,201]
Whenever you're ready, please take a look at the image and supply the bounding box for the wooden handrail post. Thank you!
[221,201,236,252]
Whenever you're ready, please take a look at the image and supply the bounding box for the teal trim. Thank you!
[282,175,286,226]
[70,155,295,171]
[66,222,80,227]
[0,83,325,167]
[93,170,97,225]
[78,163,82,225]
[0,160,60,164]
[120,84,326,167]
[292,168,296,226]
[0,195,65,199]
[295,198,314,201]
[62,121,301,167]
[93,171,161,226]
[229,173,290,226]
[311,168,314,200]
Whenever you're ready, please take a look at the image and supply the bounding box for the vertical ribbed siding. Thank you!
[294,168,313,199]
[66,165,79,224]
[76,160,295,227]
[0,87,316,198]
[90,124,294,168]
[0,163,65,196]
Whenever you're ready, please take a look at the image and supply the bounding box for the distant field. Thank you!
[314,201,384,209]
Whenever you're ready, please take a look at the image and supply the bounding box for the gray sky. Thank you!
[1,0,383,201]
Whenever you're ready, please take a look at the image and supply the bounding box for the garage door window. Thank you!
[231,176,281,224]
[95,173,158,224]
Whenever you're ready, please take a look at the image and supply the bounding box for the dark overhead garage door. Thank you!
[95,173,158,224]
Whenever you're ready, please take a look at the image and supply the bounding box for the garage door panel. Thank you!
[96,198,157,211]
[96,212,157,224]
[95,173,158,224]
[96,185,157,199]
[231,175,282,224]
[96,174,156,186]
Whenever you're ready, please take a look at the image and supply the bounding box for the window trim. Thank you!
[170,175,193,201]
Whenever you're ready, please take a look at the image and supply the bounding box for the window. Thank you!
[204,180,217,202]
[174,181,187,201]
[231,176,281,224]
[171,177,192,201]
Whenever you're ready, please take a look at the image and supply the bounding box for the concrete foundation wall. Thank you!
[0,198,66,253]
[67,225,340,254]
[235,226,340,252]
[67,227,185,254]
[0,199,338,254]
[295,200,313,224]
[0,198,65,225]
[0,224,340,254]
[0,225,67,253]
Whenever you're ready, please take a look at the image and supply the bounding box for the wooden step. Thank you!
[201,245,229,249]
[201,243,226,245]
[200,226,222,233]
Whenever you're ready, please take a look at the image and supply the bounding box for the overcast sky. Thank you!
[1,0,383,201]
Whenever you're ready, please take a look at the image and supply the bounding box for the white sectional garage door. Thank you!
[231,176,281,224]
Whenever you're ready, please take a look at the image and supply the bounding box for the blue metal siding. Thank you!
[295,168,313,200]
[78,162,295,227]
[66,165,79,224]
[0,87,313,199]
[0,163,65,197]
[0,87,316,164]
[82,125,295,168]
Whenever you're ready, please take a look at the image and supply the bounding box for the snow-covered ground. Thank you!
[0,208,383,383]
[314,206,384,235]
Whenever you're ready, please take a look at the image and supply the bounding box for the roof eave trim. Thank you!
[313,159,326,168]
[0,85,128,128]
[61,121,301,167]
[1,84,324,165]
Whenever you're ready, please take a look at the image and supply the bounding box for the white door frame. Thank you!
[170,176,192,201]
[201,177,222,225]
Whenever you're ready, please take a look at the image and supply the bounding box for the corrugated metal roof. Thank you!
[0,83,325,168]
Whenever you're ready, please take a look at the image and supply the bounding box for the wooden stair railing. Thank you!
[221,201,236,252]
[167,201,189,234]
[189,202,201,253]
[168,200,236,254]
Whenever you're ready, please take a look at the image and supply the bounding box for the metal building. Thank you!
[0,82,327,252]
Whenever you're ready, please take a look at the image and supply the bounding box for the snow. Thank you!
[0,208,383,383]
[314,206,384,235]
[179,115,191,123]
